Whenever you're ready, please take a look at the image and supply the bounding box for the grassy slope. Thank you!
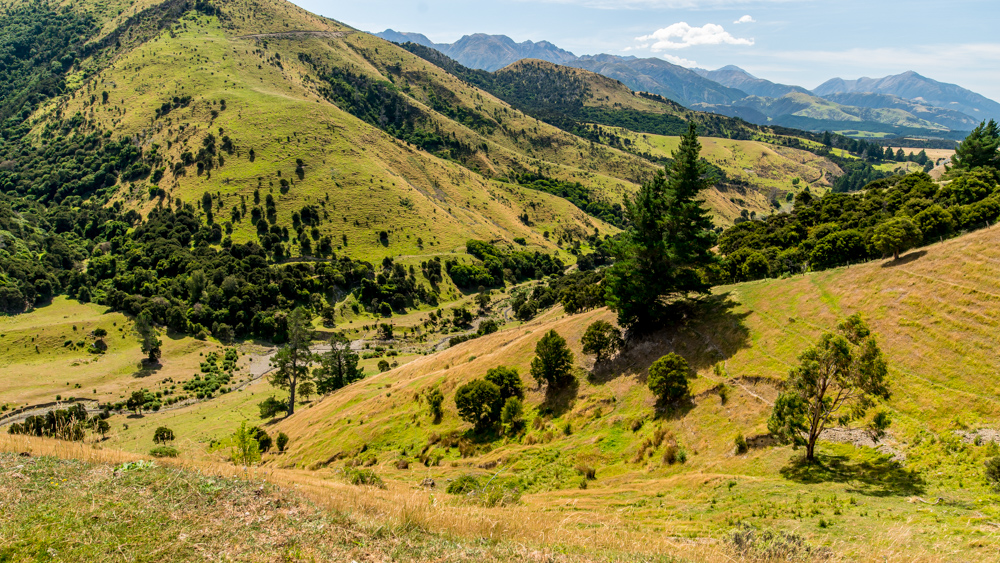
[262,224,1000,560]
[33,0,661,263]
[6,179,1000,561]
[590,125,843,221]
[2,450,647,562]
[0,297,237,407]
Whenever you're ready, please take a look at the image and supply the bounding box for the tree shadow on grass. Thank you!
[779,452,926,497]
[590,292,752,384]
[539,376,580,418]
[881,250,927,268]
[132,360,162,379]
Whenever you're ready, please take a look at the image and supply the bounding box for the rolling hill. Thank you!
[255,215,1000,561]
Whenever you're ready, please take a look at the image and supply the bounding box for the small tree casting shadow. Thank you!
[881,250,927,268]
[590,293,752,384]
[779,452,926,497]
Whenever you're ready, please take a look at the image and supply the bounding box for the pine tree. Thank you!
[134,309,161,363]
[268,307,313,415]
[952,119,1000,170]
[605,123,717,332]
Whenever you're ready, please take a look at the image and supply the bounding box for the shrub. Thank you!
[446,474,481,495]
[454,379,502,432]
[276,432,289,452]
[581,320,623,363]
[726,522,823,560]
[346,468,386,488]
[484,366,524,400]
[258,396,288,419]
[734,432,749,455]
[530,330,575,389]
[576,464,596,480]
[985,456,1000,491]
[152,426,175,444]
[500,397,524,435]
[426,387,444,422]
[647,353,690,405]
[231,422,261,466]
[149,445,179,458]
[251,427,272,453]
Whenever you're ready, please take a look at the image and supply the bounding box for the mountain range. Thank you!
[376,30,999,138]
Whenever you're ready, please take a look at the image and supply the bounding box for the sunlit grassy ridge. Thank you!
[33,1,663,262]
[252,224,1000,560]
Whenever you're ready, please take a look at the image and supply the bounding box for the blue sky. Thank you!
[293,0,1000,101]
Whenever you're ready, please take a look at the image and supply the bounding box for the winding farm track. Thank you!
[235,31,352,40]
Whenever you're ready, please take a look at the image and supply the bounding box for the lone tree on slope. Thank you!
[768,314,891,462]
[268,307,314,416]
[605,123,717,334]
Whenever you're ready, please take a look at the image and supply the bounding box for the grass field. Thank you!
[256,223,1000,560]
[7,226,1000,560]
[0,297,241,408]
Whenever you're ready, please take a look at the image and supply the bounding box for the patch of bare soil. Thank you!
[820,427,905,462]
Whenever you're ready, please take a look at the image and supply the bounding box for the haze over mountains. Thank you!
[377,30,1000,139]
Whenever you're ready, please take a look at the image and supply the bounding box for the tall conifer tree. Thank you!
[605,123,717,332]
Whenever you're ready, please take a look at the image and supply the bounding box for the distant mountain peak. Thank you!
[812,71,1000,122]
[717,65,755,78]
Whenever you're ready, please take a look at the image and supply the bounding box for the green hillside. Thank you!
[257,223,1000,560]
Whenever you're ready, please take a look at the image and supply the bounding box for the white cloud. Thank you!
[635,22,754,51]
[734,15,755,24]
[660,53,699,67]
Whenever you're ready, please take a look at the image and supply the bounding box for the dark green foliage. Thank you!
[734,433,749,454]
[313,333,363,395]
[345,468,386,488]
[7,403,89,441]
[300,55,476,162]
[530,330,575,389]
[768,314,890,461]
[872,217,922,259]
[581,320,623,363]
[250,427,272,453]
[446,474,481,495]
[426,387,444,422]
[449,240,565,288]
[126,390,158,414]
[152,426,175,444]
[952,120,999,171]
[500,397,525,435]
[716,164,1000,282]
[183,350,237,399]
[258,396,288,419]
[985,457,1000,492]
[267,307,313,415]
[149,445,180,458]
[454,379,502,432]
[605,124,717,332]
[647,353,690,405]
[484,366,525,401]
[276,432,289,452]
